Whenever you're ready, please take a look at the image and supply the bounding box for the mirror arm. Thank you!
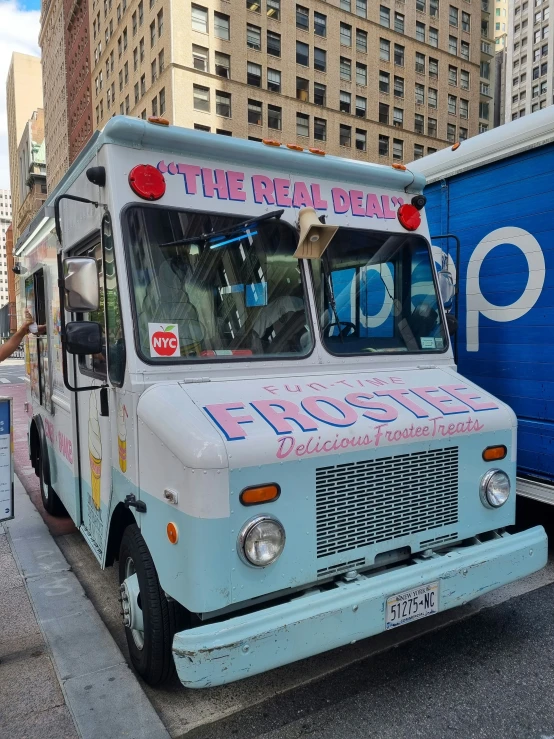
[430,233,461,363]
[57,251,107,394]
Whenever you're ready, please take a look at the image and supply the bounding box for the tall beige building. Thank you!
[40,0,70,191]
[5,53,43,242]
[90,0,493,163]
[0,191,12,308]
[494,0,509,48]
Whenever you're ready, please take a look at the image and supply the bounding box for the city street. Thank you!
[3,360,554,739]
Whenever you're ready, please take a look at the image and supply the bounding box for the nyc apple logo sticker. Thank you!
[148,323,180,357]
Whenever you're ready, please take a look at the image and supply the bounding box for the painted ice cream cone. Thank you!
[88,393,102,510]
[117,401,127,473]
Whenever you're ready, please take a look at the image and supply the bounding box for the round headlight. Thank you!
[238,515,285,567]
[480,469,511,508]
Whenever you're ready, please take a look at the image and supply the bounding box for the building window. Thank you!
[394,75,404,98]
[393,107,403,127]
[193,84,210,111]
[428,87,437,107]
[462,11,470,31]
[125,94,129,113]
[449,35,457,54]
[297,5,309,31]
[314,82,326,105]
[158,9,163,36]
[356,29,367,53]
[247,23,261,49]
[415,83,425,104]
[297,41,309,65]
[416,0,425,11]
[394,44,404,66]
[395,12,405,33]
[460,41,470,60]
[247,0,260,12]
[429,57,438,77]
[134,82,139,104]
[150,21,156,47]
[429,27,438,47]
[392,138,403,160]
[380,38,390,61]
[297,77,309,101]
[247,62,262,87]
[267,0,280,20]
[430,0,438,16]
[215,12,230,40]
[340,124,351,147]
[460,69,469,89]
[340,91,351,113]
[379,134,389,157]
[340,57,351,80]
[415,52,425,74]
[193,45,208,71]
[380,6,390,27]
[356,96,366,117]
[140,73,146,95]
[379,71,390,93]
[297,112,310,137]
[449,5,458,26]
[267,30,281,57]
[191,4,207,32]
[340,23,352,46]
[151,59,157,83]
[140,37,145,61]
[216,90,231,116]
[413,143,424,160]
[356,62,367,85]
[428,117,437,136]
[314,47,327,72]
[356,0,367,17]
[459,127,468,141]
[216,129,232,136]
[268,104,282,129]
[415,113,425,133]
[448,94,456,114]
[159,49,164,73]
[355,129,367,151]
[215,51,227,79]
[159,87,165,114]
[314,12,326,36]
[460,98,468,118]
[449,65,457,85]
[248,99,262,125]
[416,22,425,42]
[314,117,326,141]
[379,102,389,124]
[447,123,456,142]
[340,0,351,10]
[133,47,138,70]
[267,68,281,92]
[152,96,158,116]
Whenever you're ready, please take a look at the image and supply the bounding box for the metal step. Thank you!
[517,476,554,505]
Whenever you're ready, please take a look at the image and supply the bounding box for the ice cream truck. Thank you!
[15,116,547,689]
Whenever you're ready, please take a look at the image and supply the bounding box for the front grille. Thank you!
[315,447,459,558]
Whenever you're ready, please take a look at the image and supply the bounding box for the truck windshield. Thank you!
[312,229,447,355]
[125,206,312,361]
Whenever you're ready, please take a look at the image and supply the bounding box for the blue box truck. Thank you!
[409,108,554,504]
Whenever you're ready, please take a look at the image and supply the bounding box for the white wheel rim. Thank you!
[123,556,145,650]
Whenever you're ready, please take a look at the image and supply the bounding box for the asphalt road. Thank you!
[0,359,27,384]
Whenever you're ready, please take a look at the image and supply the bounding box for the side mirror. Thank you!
[446,313,458,336]
[63,257,99,312]
[65,321,103,355]
[437,269,455,309]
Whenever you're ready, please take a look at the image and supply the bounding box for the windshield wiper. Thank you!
[160,209,284,248]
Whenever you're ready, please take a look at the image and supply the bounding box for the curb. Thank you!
[4,476,170,739]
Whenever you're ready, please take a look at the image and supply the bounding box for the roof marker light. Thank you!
[128,164,166,201]
[308,148,326,156]
[397,203,421,231]
[392,163,407,170]
[262,139,281,147]
[148,116,169,126]
[286,144,304,151]
[451,142,461,151]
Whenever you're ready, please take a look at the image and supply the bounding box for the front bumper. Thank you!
[173,526,547,688]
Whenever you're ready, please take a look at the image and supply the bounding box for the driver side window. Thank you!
[78,241,107,378]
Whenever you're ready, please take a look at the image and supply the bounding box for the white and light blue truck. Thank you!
[15,116,547,688]
[410,106,554,506]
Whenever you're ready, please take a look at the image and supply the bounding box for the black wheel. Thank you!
[39,457,65,517]
[118,524,186,686]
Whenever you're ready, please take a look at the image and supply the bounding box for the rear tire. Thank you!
[118,524,186,686]
[39,457,65,517]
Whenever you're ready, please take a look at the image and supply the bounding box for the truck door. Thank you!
[72,237,113,560]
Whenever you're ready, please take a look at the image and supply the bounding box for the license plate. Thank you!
[385,581,439,630]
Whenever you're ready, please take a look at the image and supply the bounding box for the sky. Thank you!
[0,0,41,191]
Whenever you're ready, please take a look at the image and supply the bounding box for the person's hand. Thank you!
[20,310,35,334]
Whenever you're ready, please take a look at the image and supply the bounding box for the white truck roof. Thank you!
[408,106,554,183]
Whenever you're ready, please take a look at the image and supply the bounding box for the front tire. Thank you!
[39,457,65,517]
[118,524,183,686]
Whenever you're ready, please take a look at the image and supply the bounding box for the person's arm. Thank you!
[0,322,31,363]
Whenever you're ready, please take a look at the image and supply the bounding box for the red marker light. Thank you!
[129,164,166,201]
[397,203,421,231]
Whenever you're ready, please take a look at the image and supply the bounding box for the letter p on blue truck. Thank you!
[410,106,554,505]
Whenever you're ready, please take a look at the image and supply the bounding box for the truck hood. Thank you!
[137,367,516,471]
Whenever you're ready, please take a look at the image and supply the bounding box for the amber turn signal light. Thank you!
[240,484,281,506]
[167,522,179,544]
[148,116,169,126]
[482,445,507,462]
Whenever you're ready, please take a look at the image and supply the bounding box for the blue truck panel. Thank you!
[423,144,554,482]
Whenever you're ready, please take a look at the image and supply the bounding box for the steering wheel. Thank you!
[324,321,357,339]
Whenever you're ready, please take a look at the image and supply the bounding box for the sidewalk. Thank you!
[0,476,169,739]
